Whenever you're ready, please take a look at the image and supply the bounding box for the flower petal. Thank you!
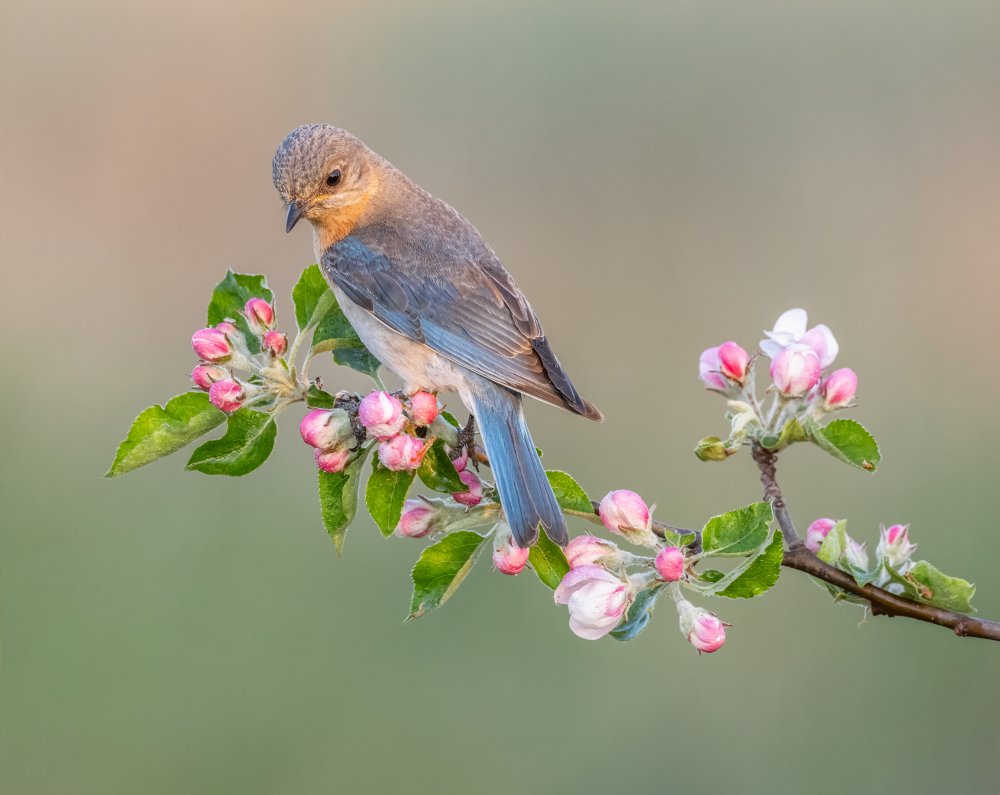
[770,308,808,338]
[801,324,839,368]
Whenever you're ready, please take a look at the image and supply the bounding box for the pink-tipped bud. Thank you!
[822,368,858,409]
[192,327,232,363]
[564,535,623,569]
[395,500,440,538]
[598,490,656,546]
[299,408,353,450]
[208,379,245,413]
[315,447,351,473]
[655,546,686,582]
[718,341,750,385]
[243,298,275,331]
[677,599,727,653]
[449,445,469,472]
[377,435,427,471]
[493,536,530,575]
[262,330,287,356]
[805,517,837,554]
[688,612,727,653]
[191,364,227,391]
[698,346,728,391]
[554,565,634,640]
[408,391,439,426]
[770,344,821,397]
[358,391,406,440]
[877,523,917,569]
[452,469,483,506]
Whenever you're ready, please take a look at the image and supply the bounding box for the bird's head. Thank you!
[272,124,379,249]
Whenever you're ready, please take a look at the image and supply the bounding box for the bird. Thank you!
[272,124,602,547]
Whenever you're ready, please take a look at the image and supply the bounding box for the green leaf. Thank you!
[809,418,881,473]
[716,531,784,598]
[528,527,570,589]
[545,470,592,513]
[417,438,466,493]
[319,449,368,555]
[408,530,489,620]
[106,392,225,477]
[206,271,272,354]
[366,461,415,537]
[292,264,381,379]
[698,569,726,583]
[610,584,664,641]
[762,417,808,452]
[184,409,277,476]
[305,384,336,409]
[905,561,976,613]
[817,520,850,566]
[439,410,462,428]
[292,264,331,330]
[701,502,773,556]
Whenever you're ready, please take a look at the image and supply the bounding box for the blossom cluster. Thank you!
[697,308,858,458]
[551,490,727,652]
[190,298,298,413]
[807,517,919,591]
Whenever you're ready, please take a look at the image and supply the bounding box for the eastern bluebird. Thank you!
[272,124,602,547]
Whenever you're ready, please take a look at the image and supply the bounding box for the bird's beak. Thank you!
[285,201,306,233]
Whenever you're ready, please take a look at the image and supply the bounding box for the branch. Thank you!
[440,414,999,642]
[751,443,1000,642]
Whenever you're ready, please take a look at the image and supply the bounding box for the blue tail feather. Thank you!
[467,383,567,547]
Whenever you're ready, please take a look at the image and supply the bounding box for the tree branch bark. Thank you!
[751,443,1000,642]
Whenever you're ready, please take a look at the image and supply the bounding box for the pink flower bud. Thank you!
[564,535,622,569]
[449,445,469,472]
[262,330,287,356]
[315,447,350,473]
[214,321,245,344]
[452,469,483,506]
[805,517,837,554]
[377,435,427,471]
[191,364,227,391]
[655,546,685,582]
[493,536,530,575]
[554,565,634,640]
[822,368,858,409]
[358,391,405,439]
[299,408,353,450]
[243,298,275,331]
[395,500,440,538]
[208,379,245,413]
[698,346,728,391]
[769,344,821,397]
[408,391,439,426]
[676,599,727,653]
[598,490,656,546]
[877,523,917,569]
[192,327,232,363]
[688,612,727,653]
[718,341,750,384]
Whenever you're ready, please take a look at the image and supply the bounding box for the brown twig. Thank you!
[751,443,1000,642]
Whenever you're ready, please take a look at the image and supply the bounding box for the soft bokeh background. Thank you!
[3,1,999,792]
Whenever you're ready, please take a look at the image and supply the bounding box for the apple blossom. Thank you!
[358,391,405,439]
[822,368,858,410]
[377,435,427,471]
[409,391,439,426]
[878,524,917,569]
[191,364,227,391]
[191,327,232,363]
[315,447,351,473]
[564,535,623,569]
[806,517,837,554]
[770,344,821,397]
[208,379,245,413]
[452,469,483,507]
[299,408,353,450]
[554,565,634,640]
[243,297,275,331]
[598,490,657,546]
[760,307,839,368]
[655,546,685,582]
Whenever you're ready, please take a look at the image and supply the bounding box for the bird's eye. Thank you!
[326,169,342,187]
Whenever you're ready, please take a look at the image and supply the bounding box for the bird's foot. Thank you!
[454,414,479,470]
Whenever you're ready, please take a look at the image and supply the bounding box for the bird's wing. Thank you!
[322,233,602,421]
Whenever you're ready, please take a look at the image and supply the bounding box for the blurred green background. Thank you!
[3,1,999,792]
